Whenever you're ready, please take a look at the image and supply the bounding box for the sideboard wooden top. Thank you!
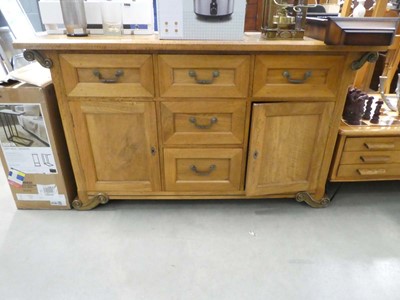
[339,120,400,137]
[13,33,388,52]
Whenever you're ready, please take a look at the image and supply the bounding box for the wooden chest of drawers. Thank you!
[330,122,400,181]
[15,34,385,209]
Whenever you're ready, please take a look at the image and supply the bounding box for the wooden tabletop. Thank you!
[13,33,389,52]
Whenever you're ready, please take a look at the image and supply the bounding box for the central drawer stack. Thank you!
[158,54,250,192]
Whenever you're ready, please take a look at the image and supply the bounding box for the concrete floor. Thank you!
[1,162,400,300]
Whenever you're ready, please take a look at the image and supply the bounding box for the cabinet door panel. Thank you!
[246,102,334,196]
[69,101,161,192]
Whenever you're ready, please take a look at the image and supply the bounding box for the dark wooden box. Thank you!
[305,17,399,46]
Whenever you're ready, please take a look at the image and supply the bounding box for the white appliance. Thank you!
[194,0,234,18]
[157,0,245,40]
[38,0,154,35]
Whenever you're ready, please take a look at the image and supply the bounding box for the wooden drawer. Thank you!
[340,151,400,164]
[59,54,154,98]
[253,55,344,100]
[158,55,250,98]
[344,137,400,152]
[164,148,242,192]
[161,101,246,145]
[337,164,400,179]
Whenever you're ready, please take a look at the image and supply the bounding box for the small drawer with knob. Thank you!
[59,54,154,98]
[337,164,400,179]
[160,101,246,145]
[343,137,400,152]
[158,55,250,98]
[164,148,243,192]
[340,151,400,165]
[252,55,344,100]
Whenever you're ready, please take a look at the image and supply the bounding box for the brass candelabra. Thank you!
[261,0,317,39]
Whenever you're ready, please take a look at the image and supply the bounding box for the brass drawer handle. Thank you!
[188,116,218,129]
[188,70,219,84]
[357,168,387,176]
[93,69,124,83]
[190,164,216,176]
[282,70,312,84]
[363,142,395,150]
[360,155,390,163]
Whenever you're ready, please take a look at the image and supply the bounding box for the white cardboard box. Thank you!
[157,0,246,40]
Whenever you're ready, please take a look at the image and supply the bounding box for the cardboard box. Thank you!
[157,0,246,40]
[0,82,76,209]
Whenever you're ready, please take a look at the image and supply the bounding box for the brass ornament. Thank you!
[261,0,315,40]
[295,191,330,208]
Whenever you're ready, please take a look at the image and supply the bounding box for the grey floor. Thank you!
[1,161,400,300]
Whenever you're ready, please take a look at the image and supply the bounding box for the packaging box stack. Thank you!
[0,81,76,209]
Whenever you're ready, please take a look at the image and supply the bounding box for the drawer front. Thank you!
[340,151,400,164]
[158,55,250,98]
[161,101,246,145]
[253,55,344,99]
[59,54,154,98]
[164,148,243,191]
[344,137,400,152]
[337,164,400,179]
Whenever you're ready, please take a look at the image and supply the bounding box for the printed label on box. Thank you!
[37,184,58,196]
[0,103,58,174]
[7,168,26,188]
[16,193,67,206]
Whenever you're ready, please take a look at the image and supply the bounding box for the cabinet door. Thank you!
[246,102,334,196]
[69,101,161,192]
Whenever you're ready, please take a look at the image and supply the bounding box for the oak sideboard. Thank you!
[14,33,386,209]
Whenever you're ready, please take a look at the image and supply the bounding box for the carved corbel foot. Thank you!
[23,50,53,68]
[295,192,330,208]
[72,193,109,210]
